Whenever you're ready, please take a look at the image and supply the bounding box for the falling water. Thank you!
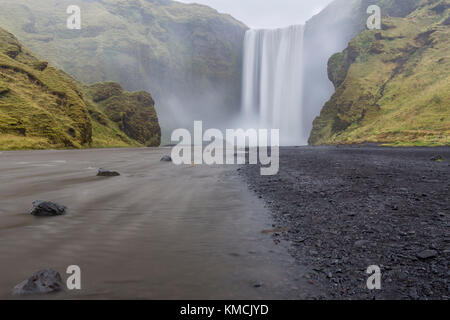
[241,25,306,146]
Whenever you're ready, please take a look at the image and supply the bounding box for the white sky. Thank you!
[176,0,335,29]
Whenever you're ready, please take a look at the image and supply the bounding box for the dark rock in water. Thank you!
[430,155,443,161]
[97,168,120,176]
[160,155,172,162]
[12,269,63,295]
[416,249,438,260]
[29,200,67,217]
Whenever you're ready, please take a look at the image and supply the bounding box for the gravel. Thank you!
[240,146,450,300]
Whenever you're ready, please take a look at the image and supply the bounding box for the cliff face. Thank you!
[0,27,160,150]
[309,0,449,146]
[0,0,248,135]
[302,0,363,140]
[302,0,423,141]
[85,82,161,147]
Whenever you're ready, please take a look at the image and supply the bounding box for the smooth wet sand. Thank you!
[0,148,311,299]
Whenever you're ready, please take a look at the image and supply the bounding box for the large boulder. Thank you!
[29,201,67,217]
[12,269,63,296]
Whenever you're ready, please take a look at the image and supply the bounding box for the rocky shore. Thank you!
[239,146,449,300]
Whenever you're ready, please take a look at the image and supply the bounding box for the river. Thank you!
[0,148,313,299]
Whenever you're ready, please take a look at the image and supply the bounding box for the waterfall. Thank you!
[241,25,306,146]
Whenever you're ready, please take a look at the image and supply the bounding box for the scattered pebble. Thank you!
[430,155,443,162]
[241,146,449,299]
[416,249,438,260]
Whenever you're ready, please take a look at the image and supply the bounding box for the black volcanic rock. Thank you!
[97,168,120,177]
[431,155,443,161]
[240,146,450,299]
[160,155,172,162]
[12,269,63,295]
[29,201,67,217]
[417,250,438,260]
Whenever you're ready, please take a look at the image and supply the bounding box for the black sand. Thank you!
[240,146,450,300]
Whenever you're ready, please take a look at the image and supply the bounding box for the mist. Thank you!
[162,0,370,147]
[225,0,368,146]
[176,0,335,29]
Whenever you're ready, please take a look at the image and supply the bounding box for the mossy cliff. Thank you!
[85,82,161,147]
[0,0,248,133]
[309,0,449,146]
[301,0,423,140]
[0,28,160,150]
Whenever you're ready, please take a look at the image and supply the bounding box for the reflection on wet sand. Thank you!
[0,148,312,299]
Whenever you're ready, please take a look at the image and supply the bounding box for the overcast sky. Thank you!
[177,0,335,29]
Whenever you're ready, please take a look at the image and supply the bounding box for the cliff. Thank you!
[0,27,160,150]
[309,0,449,146]
[302,0,423,140]
[0,0,248,135]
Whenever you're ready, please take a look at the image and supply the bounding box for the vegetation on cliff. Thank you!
[0,27,160,150]
[309,0,449,146]
[0,0,248,133]
[85,82,161,147]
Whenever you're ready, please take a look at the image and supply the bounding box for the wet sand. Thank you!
[0,148,313,299]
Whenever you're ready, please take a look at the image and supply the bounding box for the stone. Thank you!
[160,155,172,162]
[408,289,419,300]
[12,269,63,296]
[97,168,120,176]
[430,155,443,161]
[29,200,67,217]
[398,272,408,281]
[354,240,371,248]
[416,249,438,260]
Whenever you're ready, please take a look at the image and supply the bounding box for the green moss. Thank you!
[0,0,247,130]
[0,27,160,150]
[84,82,161,147]
[309,0,450,147]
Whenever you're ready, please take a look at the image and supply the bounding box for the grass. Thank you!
[0,134,52,150]
[0,27,160,150]
[309,0,450,147]
[0,0,246,110]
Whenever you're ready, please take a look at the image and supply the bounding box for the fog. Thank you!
[175,0,367,146]
[301,0,366,141]
[0,0,367,146]
[177,0,335,29]
[182,0,366,146]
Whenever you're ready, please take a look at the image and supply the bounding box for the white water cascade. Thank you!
[241,25,306,146]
